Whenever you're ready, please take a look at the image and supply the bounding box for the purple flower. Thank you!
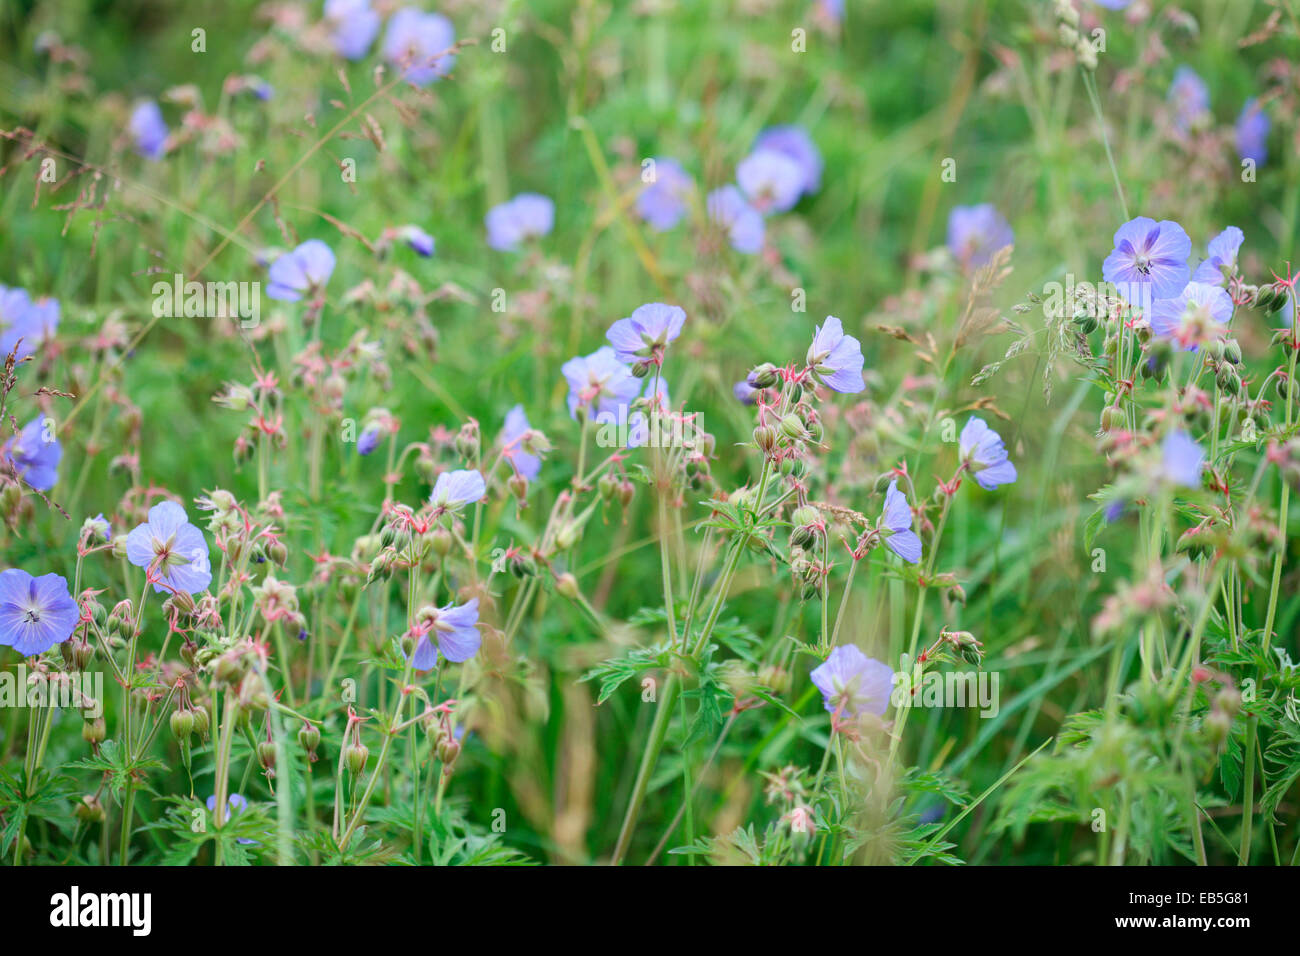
[1102,216,1191,304]
[636,158,694,231]
[412,598,481,668]
[205,794,257,843]
[0,286,44,360]
[753,125,823,196]
[125,501,213,595]
[382,8,455,85]
[706,186,764,254]
[733,379,759,404]
[606,303,686,363]
[502,405,541,481]
[357,426,381,456]
[129,100,168,161]
[267,240,336,302]
[1149,281,1233,351]
[84,514,112,542]
[485,193,554,251]
[1093,0,1132,8]
[736,149,805,214]
[4,416,61,491]
[805,315,865,393]
[959,417,1017,490]
[0,569,78,657]
[880,480,921,564]
[1161,431,1204,488]
[561,346,640,420]
[1237,98,1269,166]
[1168,66,1210,132]
[947,204,1014,268]
[810,645,893,717]
[430,469,486,511]
[1192,226,1244,286]
[402,225,435,257]
[325,0,380,60]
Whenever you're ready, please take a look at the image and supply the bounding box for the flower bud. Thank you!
[555,572,580,600]
[437,736,461,764]
[257,740,278,770]
[170,708,195,740]
[82,716,106,745]
[753,425,777,455]
[298,723,321,759]
[75,794,106,825]
[345,742,370,774]
[748,363,780,389]
[779,414,808,441]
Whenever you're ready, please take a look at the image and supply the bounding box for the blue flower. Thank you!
[1149,281,1233,351]
[753,125,822,196]
[805,316,865,393]
[606,303,686,364]
[733,379,759,405]
[502,405,541,481]
[4,416,61,491]
[561,346,640,420]
[125,501,213,595]
[636,158,694,231]
[0,286,57,360]
[1102,216,1191,304]
[1236,98,1269,166]
[382,8,455,85]
[357,426,381,456]
[205,794,257,843]
[0,569,78,657]
[1192,226,1244,286]
[402,225,435,257]
[947,204,1014,268]
[325,0,380,60]
[1161,431,1204,488]
[810,645,893,717]
[129,100,168,161]
[1168,66,1210,132]
[485,193,554,251]
[706,185,764,254]
[959,417,1017,490]
[880,480,921,564]
[267,240,336,301]
[412,598,481,668]
[430,469,486,512]
[736,149,805,214]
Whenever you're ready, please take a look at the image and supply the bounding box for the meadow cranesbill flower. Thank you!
[562,346,640,419]
[129,100,168,161]
[1161,431,1204,488]
[706,185,764,254]
[636,158,693,231]
[411,598,481,667]
[947,204,1014,268]
[0,285,40,359]
[1192,226,1244,286]
[753,125,822,196]
[324,0,380,60]
[880,480,921,564]
[1236,98,1269,166]
[485,193,555,251]
[125,501,213,594]
[1102,216,1191,303]
[502,405,541,480]
[1149,281,1233,351]
[4,416,61,490]
[266,240,336,301]
[805,315,865,393]
[0,569,78,657]
[736,149,805,214]
[959,417,1018,490]
[430,469,486,512]
[733,379,759,404]
[382,8,455,85]
[810,645,893,717]
[606,303,686,364]
[205,794,257,843]
[83,514,112,542]
[1168,66,1210,131]
[356,426,381,456]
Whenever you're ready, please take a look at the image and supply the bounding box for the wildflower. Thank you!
[485,193,555,251]
[400,225,435,257]
[733,379,759,404]
[4,416,61,491]
[502,405,541,481]
[0,569,79,657]
[753,125,822,197]
[1102,216,1191,303]
[805,315,865,393]
[809,645,893,717]
[606,303,686,364]
[947,204,1014,268]
[266,240,336,302]
[205,794,257,843]
[880,480,921,564]
[1192,226,1244,286]
[1161,431,1204,488]
[1149,281,1233,351]
[635,158,694,231]
[1236,98,1269,166]
[125,501,213,594]
[1168,66,1210,131]
[430,469,486,513]
[325,0,380,60]
[357,426,381,456]
[959,416,1018,490]
[706,185,764,254]
[411,598,481,667]
[0,286,38,359]
[736,149,805,214]
[561,346,640,419]
[129,100,168,161]
[82,514,112,543]
[382,8,456,85]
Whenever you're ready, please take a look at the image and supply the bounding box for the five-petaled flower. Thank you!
[810,645,893,718]
[125,501,213,595]
[430,469,486,513]
[959,417,1018,490]
[266,240,336,302]
[411,598,481,668]
[0,569,79,657]
[1102,216,1191,304]
[805,316,865,393]
[606,303,687,364]
[880,480,922,564]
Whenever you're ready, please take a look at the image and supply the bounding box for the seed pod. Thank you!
[298,724,321,757]
[437,737,461,764]
[257,740,278,771]
[82,717,106,745]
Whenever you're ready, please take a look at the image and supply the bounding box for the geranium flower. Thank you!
[125,501,213,594]
[959,417,1017,490]
[266,240,336,302]
[805,316,865,393]
[810,645,893,717]
[0,569,78,657]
